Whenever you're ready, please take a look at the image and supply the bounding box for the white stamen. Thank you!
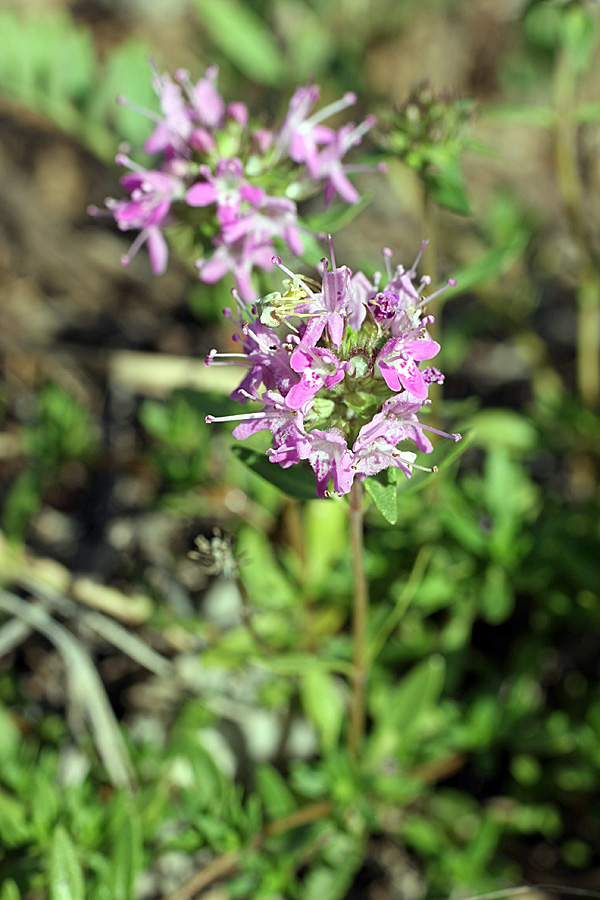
[307,92,356,126]
[206,412,266,424]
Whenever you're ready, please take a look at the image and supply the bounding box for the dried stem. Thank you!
[164,801,332,900]
[348,479,369,755]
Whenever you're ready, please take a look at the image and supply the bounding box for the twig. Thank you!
[163,800,332,900]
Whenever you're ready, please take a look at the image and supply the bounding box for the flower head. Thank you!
[206,241,460,498]
[93,65,382,294]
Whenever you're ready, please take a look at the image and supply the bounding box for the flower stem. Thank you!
[554,45,600,408]
[348,479,368,756]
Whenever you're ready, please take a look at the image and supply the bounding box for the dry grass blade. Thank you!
[0,588,135,789]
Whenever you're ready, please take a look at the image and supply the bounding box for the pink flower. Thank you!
[306,429,355,498]
[206,241,460,498]
[186,158,265,227]
[196,233,275,301]
[103,158,183,274]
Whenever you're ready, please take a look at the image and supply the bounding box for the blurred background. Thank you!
[1,1,600,898]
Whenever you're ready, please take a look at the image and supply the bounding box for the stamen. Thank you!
[307,92,356,126]
[206,411,266,424]
[382,248,394,283]
[120,230,147,267]
[416,422,462,442]
[328,235,337,272]
[116,94,162,124]
[416,278,457,311]
[270,256,316,298]
[394,453,438,473]
[205,349,249,367]
[114,152,146,174]
[409,240,429,276]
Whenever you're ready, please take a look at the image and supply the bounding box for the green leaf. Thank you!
[480,564,514,624]
[364,475,398,524]
[524,3,562,52]
[304,499,348,589]
[0,790,31,846]
[108,800,143,900]
[576,101,600,125]
[93,40,158,149]
[469,409,538,452]
[560,6,598,73]
[193,0,283,85]
[300,666,345,753]
[1,468,42,540]
[342,391,379,417]
[49,826,84,900]
[233,446,318,499]
[374,655,446,733]
[0,880,21,900]
[423,148,471,215]
[444,226,530,300]
[0,703,21,764]
[256,764,297,820]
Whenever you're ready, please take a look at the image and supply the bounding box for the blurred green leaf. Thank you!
[300,667,345,753]
[28,383,96,464]
[424,148,471,215]
[469,409,538,452]
[1,468,42,540]
[364,474,398,524]
[304,499,348,589]
[256,764,296,820]
[193,0,283,85]
[0,789,31,846]
[108,799,143,900]
[480,563,514,624]
[49,826,84,900]
[445,225,530,299]
[0,704,20,764]
[372,655,446,734]
[576,101,600,124]
[0,9,155,160]
[560,6,598,72]
[0,881,21,900]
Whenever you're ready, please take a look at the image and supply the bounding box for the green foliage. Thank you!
[2,382,97,540]
[374,84,476,214]
[193,0,284,85]
[0,9,157,160]
[49,827,85,900]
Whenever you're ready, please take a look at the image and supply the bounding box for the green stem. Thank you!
[554,46,600,408]
[577,266,600,409]
[348,479,368,756]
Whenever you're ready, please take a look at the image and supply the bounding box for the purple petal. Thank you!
[147,228,168,275]
[186,182,217,207]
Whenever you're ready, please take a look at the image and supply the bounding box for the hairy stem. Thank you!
[348,479,369,755]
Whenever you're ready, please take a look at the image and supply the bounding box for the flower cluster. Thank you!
[206,241,461,498]
[90,64,382,300]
